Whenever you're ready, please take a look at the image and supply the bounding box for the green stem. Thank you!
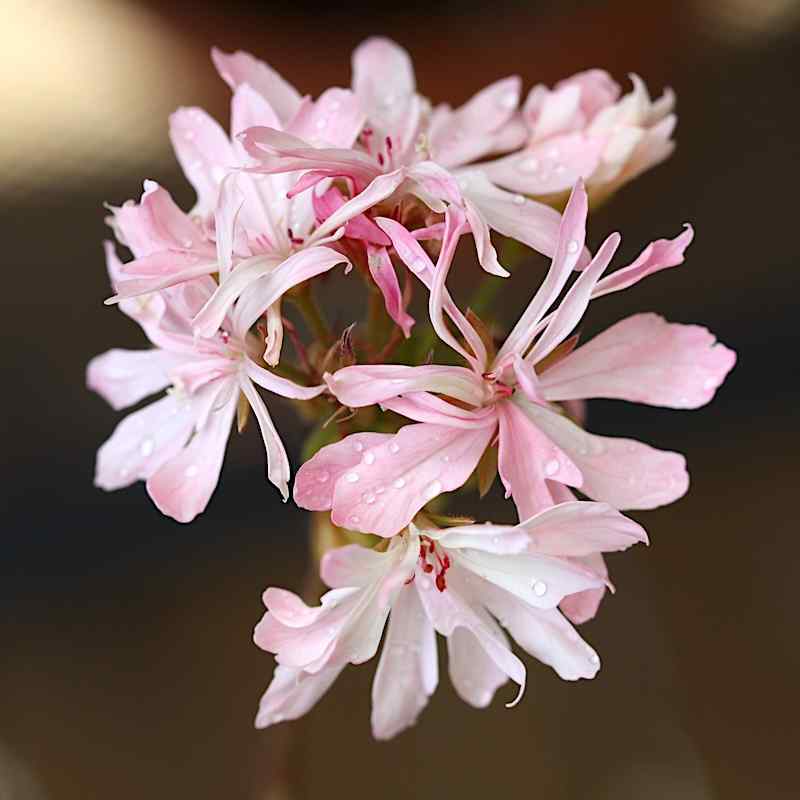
[291,285,331,345]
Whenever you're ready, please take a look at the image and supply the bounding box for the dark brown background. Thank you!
[2,0,799,797]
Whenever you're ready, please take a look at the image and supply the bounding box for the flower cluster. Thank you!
[88,38,735,739]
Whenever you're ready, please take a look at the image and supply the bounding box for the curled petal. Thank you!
[366,246,414,337]
[255,664,343,729]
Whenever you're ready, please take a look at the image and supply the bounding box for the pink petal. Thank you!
[475,577,601,680]
[211,47,302,125]
[313,186,390,245]
[494,179,589,364]
[107,252,219,304]
[146,383,237,522]
[517,396,689,510]
[239,376,291,500]
[457,170,569,265]
[366,246,415,337]
[371,587,438,740]
[201,246,347,340]
[287,88,365,148]
[87,348,183,411]
[540,313,736,408]
[321,544,398,589]
[169,108,234,217]
[559,553,609,625]
[526,231,620,365]
[462,194,507,277]
[293,433,394,512]
[416,570,526,704]
[94,393,195,492]
[255,663,343,729]
[351,37,416,130]
[382,393,497,429]
[326,364,487,408]
[482,132,606,195]
[113,181,205,259]
[521,501,647,557]
[591,224,693,299]
[245,359,324,400]
[446,627,508,708]
[496,398,582,520]
[375,216,488,369]
[329,422,495,537]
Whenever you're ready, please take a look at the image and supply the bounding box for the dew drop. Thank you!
[703,377,717,391]
[393,478,406,489]
[139,438,154,457]
[353,442,364,453]
[185,464,199,478]
[532,580,548,597]
[410,258,426,273]
[363,493,376,505]
[441,455,451,463]
[349,514,361,525]
[425,480,443,499]
[520,156,539,173]
[544,458,559,476]
[375,485,386,494]
[315,118,327,131]
[567,240,579,254]
[389,442,400,454]
[345,472,360,483]
[119,467,130,478]
[589,651,600,665]
[512,193,526,205]
[317,471,330,483]
[329,100,341,112]
[363,452,376,465]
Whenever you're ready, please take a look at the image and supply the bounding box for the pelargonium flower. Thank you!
[480,70,675,202]
[106,53,362,364]
[237,37,573,310]
[295,181,735,539]
[88,242,323,522]
[253,502,645,739]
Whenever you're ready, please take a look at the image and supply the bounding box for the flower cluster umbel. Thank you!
[88,38,735,739]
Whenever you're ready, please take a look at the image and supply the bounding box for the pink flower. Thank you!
[295,181,736,538]
[254,502,644,739]
[237,38,577,331]
[88,244,323,522]
[106,53,362,363]
[481,71,676,200]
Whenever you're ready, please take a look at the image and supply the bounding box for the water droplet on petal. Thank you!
[389,443,400,454]
[533,580,547,597]
[512,193,526,205]
[498,90,518,110]
[363,493,376,505]
[139,438,154,457]
[329,100,341,112]
[363,452,376,465]
[345,472,360,483]
[424,480,442,499]
[393,478,406,489]
[119,467,130,478]
[317,470,330,483]
[410,258,426,273]
[349,514,361,525]
[375,485,386,494]
[544,458,559,476]
[353,442,364,453]
[703,377,717,391]
[567,240,579,254]
[520,156,539,173]
[589,651,600,665]
[185,465,199,478]
[315,118,327,131]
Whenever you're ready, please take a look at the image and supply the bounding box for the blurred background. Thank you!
[2,0,799,797]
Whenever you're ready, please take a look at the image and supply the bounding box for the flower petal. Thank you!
[329,422,496,537]
[540,313,736,409]
[326,364,487,408]
[521,501,647,556]
[516,395,689,510]
[94,393,195,492]
[145,382,237,522]
[255,663,343,729]
[87,348,184,411]
[559,553,609,625]
[169,107,234,217]
[496,398,582,520]
[366,246,414,337]
[371,587,438,740]
[211,47,303,125]
[294,433,394,512]
[446,626,509,708]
